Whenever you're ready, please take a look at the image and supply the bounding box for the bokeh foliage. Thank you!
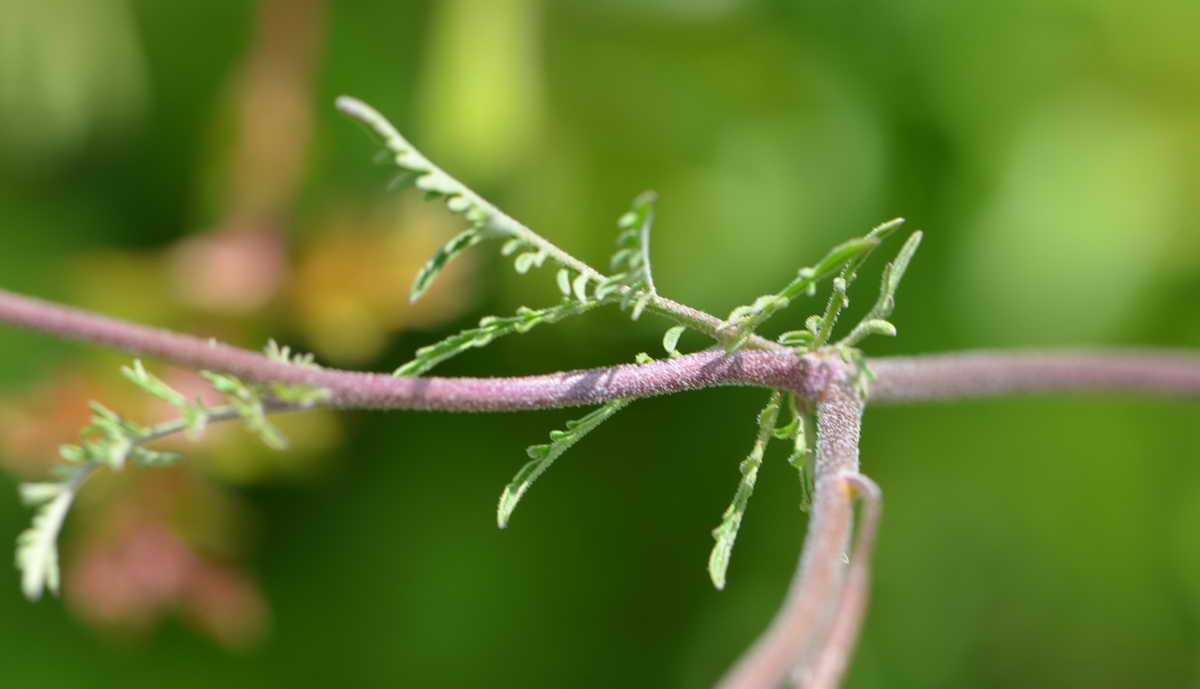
[0,0,1198,687]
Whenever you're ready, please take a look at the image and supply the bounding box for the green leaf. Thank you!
[514,250,548,274]
[556,269,572,297]
[777,330,814,347]
[411,228,484,302]
[15,469,92,601]
[837,230,922,349]
[882,231,922,297]
[717,233,884,351]
[572,272,590,303]
[808,237,880,283]
[130,447,185,467]
[605,191,659,320]
[708,391,782,589]
[394,299,608,377]
[662,325,686,357]
[121,359,188,407]
[864,216,907,242]
[200,372,288,450]
[778,395,814,512]
[630,292,652,321]
[497,399,632,528]
[338,96,605,294]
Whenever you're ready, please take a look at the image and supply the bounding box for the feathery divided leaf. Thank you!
[394,299,608,377]
[606,191,659,320]
[837,230,923,348]
[201,372,288,450]
[121,359,207,437]
[718,225,894,350]
[15,468,93,600]
[16,353,329,601]
[708,390,783,590]
[776,393,814,512]
[337,96,604,303]
[719,217,918,356]
[411,228,485,302]
[807,220,910,350]
[263,340,331,404]
[498,398,633,528]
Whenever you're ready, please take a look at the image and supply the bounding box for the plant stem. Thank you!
[648,294,787,352]
[3,289,1199,414]
[867,350,1200,402]
[0,288,834,411]
[716,380,869,689]
[3,287,1199,688]
[802,473,881,689]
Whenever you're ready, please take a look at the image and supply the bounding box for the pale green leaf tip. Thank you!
[497,489,520,529]
[556,268,571,297]
[866,319,897,336]
[409,278,430,303]
[663,325,685,356]
[708,543,730,590]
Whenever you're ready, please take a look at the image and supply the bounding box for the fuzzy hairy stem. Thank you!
[868,350,1200,402]
[648,293,788,353]
[716,381,869,689]
[4,290,1200,414]
[801,473,881,689]
[0,289,833,411]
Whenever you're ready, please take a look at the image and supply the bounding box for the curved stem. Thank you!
[716,381,865,689]
[801,473,881,689]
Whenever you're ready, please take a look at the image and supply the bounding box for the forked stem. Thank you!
[800,473,881,689]
[716,381,867,689]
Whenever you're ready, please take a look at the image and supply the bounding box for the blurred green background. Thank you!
[1,0,1199,687]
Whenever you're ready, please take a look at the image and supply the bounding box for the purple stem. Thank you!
[716,381,866,689]
[0,288,836,409]
[3,290,1200,412]
[868,350,1200,402]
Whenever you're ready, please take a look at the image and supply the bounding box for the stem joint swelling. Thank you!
[0,96,1197,689]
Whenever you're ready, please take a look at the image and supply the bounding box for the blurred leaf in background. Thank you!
[0,0,147,166]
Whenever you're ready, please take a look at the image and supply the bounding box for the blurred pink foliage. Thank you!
[67,520,268,650]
